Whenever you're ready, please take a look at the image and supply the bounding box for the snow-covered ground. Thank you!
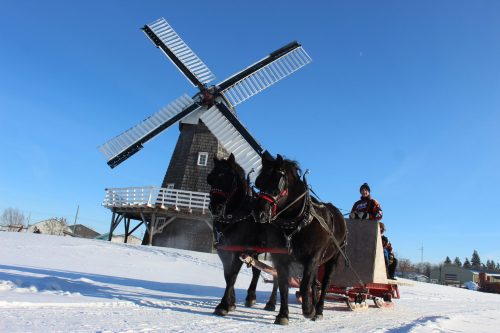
[0,233,498,333]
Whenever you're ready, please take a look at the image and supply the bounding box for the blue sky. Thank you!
[1,1,499,264]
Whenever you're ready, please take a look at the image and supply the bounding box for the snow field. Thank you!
[1,232,499,332]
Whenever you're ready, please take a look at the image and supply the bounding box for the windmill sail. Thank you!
[99,94,201,168]
[143,18,215,87]
[218,42,312,107]
[200,102,265,182]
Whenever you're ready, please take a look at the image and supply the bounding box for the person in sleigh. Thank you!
[350,183,383,220]
[379,222,397,280]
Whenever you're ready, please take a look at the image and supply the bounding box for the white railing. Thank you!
[103,187,210,213]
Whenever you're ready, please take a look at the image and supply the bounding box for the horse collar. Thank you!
[275,190,313,231]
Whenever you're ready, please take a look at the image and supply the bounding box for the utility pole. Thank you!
[73,205,79,231]
[26,212,31,232]
[418,243,424,263]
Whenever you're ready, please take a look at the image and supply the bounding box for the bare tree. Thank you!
[1,208,26,226]
[398,258,413,278]
[415,262,433,277]
[44,218,68,235]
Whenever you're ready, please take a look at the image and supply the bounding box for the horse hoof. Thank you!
[245,298,256,307]
[228,304,236,312]
[312,314,323,321]
[302,308,316,319]
[213,307,228,316]
[274,316,289,325]
[264,303,276,311]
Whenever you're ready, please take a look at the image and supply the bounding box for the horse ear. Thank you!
[276,154,283,164]
[227,153,235,165]
[262,152,274,167]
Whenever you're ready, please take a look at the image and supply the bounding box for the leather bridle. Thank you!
[257,169,289,217]
[208,171,238,217]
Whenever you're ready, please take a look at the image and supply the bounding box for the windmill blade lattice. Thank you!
[200,103,264,182]
[219,45,312,107]
[144,18,215,87]
[99,94,200,168]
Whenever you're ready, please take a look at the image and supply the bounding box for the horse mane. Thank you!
[231,160,246,183]
[281,158,302,183]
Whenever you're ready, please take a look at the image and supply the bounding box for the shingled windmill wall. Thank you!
[147,120,229,252]
[161,122,228,192]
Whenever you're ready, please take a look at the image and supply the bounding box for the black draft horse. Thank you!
[207,153,278,316]
[254,153,347,325]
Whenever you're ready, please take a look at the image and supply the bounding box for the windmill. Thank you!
[100,18,311,250]
[99,17,311,180]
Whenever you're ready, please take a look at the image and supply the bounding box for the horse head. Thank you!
[254,153,304,223]
[207,153,247,218]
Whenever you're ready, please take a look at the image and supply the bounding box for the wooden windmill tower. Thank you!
[100,18,311,251]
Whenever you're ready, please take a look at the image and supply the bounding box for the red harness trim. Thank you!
[258,193,275,204]
[258,189,289,216]
[216,245,289,254]
[210,188,230,199]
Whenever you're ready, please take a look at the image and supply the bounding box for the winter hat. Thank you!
[360,183,371,193]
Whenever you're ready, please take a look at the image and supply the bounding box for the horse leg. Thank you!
[311,273,320,308]
[264,278,278,311]
[214,254,243,316]
[300,259,318,319]
[274,259,290,325]
[245,265,260,307]
[229,289,236,312]
[314,258,336,321]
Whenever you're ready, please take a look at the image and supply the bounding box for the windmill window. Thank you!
[197,152,208,166]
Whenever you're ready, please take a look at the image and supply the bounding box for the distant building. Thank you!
[68,224,100,239]
[406,273,429,283]
[430,265,500,286]
[1,224,26,232]
[479,272,500,294]
[28,219,70,236]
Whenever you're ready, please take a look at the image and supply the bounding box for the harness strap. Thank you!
[310,205,366,288]
[273,189,308,221]
[310,207,332,235]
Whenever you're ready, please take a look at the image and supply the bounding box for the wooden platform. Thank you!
[332,218,388,286]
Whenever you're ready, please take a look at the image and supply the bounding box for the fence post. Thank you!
[147,188,152,207]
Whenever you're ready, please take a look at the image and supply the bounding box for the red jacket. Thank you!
[351,196,383,220]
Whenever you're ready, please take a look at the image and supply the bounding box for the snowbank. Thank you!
[0,232,499,332]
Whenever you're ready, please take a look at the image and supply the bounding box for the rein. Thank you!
[258,189,289,217]
[273,189,308,221]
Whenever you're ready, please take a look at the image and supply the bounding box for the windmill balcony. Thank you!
[103,186,210,214]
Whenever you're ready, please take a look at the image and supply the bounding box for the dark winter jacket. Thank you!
[350,196,383,220]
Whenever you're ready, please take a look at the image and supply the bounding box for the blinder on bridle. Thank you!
[278,171,286,192]
[208,169,239,215]
[257,169,289,217]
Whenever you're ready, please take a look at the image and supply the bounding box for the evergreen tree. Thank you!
[453,257,462,267]
[496,263,500,272]
[463,257,471,269]
[471,250,481,268]
[486,260,495,270]
[444,256,452,265]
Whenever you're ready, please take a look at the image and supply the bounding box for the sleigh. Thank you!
[218,218,400,310]
[315,218,400,309]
